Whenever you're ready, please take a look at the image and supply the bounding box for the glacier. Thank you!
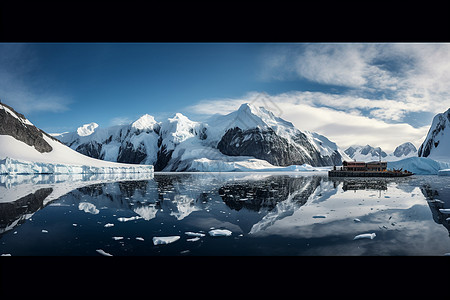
[387,156,450,175]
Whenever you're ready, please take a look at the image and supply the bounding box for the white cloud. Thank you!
[260,43,450,120]
[187,91,429,152]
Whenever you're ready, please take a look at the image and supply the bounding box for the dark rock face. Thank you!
[393,142,417,157]
[75,141,103,159]
[0,103,53,153]
[0,188,53,233]
[117,141,147,164]
[418,109,450,157]
[360,145,387,158]
[217,127,341,167]
[154,144,173,171]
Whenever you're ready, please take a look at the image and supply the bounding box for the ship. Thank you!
[328,160,414,177]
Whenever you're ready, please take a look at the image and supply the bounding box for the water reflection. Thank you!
[1,172,450,255]
[420,178,450,237]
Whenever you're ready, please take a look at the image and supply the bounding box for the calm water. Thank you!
[1,172,450,256]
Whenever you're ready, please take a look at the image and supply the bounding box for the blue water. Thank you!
[1,172,450,256]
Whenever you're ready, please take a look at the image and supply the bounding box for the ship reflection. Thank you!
[330,178,388,191]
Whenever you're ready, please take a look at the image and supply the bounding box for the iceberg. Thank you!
[438,169,450,176]
[152,236,181,245]
[208,229,232,236]
[353,233,376,240]
[387,157,450,175]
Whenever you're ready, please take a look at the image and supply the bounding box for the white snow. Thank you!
[152,236,181,245]
[77,122,98,136]
[185,231,205,237]
[208,229,232,236]
[131,114,158,131]
[117,216,143,222]
[353,233,376,240]
[188,157,326,172]
[0,134,154,175]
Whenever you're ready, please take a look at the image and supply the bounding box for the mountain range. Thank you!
[2,99,450,174]
[54,103,351,171]
[0,102,153,174]
[344,142,417,162]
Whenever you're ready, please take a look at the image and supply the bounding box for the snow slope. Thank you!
[0,102,153,175]
[418,108,450,163]
[0,135,154,174]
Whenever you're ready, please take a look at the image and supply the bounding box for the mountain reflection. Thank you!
[0,188,53,235]
[219,176,322,212]
[421,181,450,236]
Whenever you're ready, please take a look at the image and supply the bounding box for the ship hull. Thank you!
[328,170,413,177]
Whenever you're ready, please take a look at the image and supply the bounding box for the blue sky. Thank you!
[1,43,449,152]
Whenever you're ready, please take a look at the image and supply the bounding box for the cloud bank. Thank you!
[189,44,450,152]
[188,91,429,153]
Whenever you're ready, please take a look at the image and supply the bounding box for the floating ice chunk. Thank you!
[187,237,200,242]
[353,233,376,240]
[104,223,114,228]
[1,254,12,256]
[118,216,143,222]
[439,209,450,214]
[112,236,124,240]
[96,249,113,256]
[152,236,180,245]
[41,229,48,233]
[185,231,205,237]
[353,218,361,222]
[136,237,145,241]
[79,202,99,214]
[208,229,232,237]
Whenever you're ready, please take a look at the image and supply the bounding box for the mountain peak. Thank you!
[132,114,157,131]
[77,122,98,137]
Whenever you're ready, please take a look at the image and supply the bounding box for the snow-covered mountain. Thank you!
[344,142,417,162]
[393,142,417,158]
[418,108,450,162]
[0,102,153,175]
[55,103,349,171]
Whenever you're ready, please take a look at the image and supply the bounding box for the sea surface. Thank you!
[1,172,450,256]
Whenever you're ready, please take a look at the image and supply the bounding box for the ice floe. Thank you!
[152,236,181,245]
[353,233,376,240]
[96,249,113,256]
[208,229,232,236]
